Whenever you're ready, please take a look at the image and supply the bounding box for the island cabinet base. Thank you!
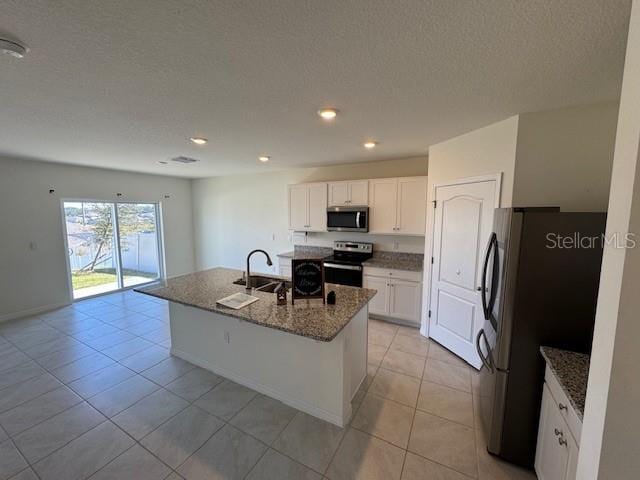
[168,302,368,427]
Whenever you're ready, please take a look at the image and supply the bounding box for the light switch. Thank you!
[29,242,37,251]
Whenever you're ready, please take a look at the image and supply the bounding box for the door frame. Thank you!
[60,198,166,302]
[422,173,502,338]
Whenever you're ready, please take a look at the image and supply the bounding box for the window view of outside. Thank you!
[64,201,161,299]
[118,203,161,287]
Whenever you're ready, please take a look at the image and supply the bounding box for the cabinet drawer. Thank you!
[544,365,582,445]
[363,266,422,283]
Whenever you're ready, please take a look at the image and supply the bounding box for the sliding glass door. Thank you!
[116,203,161,288]
[63,201,162,299]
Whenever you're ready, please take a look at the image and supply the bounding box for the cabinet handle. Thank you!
[558,437,568,446]
[558,403,568,412]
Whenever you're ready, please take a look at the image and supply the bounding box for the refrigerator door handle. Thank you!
[475,329,494,373]
[481,233,497,320]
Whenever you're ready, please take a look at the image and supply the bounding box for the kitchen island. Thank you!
[136,267,376,426]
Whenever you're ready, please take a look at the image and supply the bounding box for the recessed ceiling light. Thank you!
[363,141,378,149]
[258,155,270,163]
[0,38,28,59]
[318,108,338,121]
[190,137,208,145]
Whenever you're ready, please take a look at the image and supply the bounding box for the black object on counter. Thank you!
[275,283,287,305]
[327,291,336,304]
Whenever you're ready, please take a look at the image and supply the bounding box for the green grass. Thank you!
[72,268,156,290]
[72,271,117,290]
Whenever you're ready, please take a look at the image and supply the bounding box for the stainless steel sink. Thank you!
[233,275,274,288]
[257,281,292,293]
[233,275,291,292]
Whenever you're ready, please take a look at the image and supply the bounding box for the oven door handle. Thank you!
[323,263,362,271]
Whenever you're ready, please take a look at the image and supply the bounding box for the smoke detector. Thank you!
[170,156,200,164]
[0,39,28,59]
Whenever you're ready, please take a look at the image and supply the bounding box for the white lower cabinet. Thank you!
[535,379,580,480]
[363,267,422,325]
[389,279,422,322]
[363,275,390,316]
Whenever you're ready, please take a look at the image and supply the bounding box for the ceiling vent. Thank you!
[170,156,200,164]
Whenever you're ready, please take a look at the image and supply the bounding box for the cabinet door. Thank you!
[389,279,422,323]
[535,384,573,480]
[363,275,390,315]
[369,179,398,233]
[328,182,350,206]
[349,180,369,205]
[397,177,428,235]
[288,185,309,231]
[307,183,328,231]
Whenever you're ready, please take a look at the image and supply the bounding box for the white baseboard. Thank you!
[171,347,347,426]
[0,302,72,323]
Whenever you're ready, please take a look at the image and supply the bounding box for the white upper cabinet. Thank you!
[308,183,328,231]
[369,178,398,233]
[348,180,369,205]
[288,183,327,232]
[397,177,428,235]
[369,177,427,235]
[328,180,369,206]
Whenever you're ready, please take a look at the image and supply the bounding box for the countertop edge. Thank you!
[540,346,588,421]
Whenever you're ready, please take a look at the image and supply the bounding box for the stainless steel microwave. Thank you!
[326,206,369,232]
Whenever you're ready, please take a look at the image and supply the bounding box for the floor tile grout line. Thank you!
[321,332,395,479]
[9,402,106,469]
[2,390,86,440]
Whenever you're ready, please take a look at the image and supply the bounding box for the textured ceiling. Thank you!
[0,0,631,178]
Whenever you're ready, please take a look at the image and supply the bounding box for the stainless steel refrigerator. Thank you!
[476,207,605,467]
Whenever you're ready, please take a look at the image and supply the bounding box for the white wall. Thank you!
[578,1,640,478]
[422,117,519,334]
[514,101,619,211]
[192,157,428,273]
[0,156,195,320]
[426,116,520,209]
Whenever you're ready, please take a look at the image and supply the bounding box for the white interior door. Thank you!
[428,178,498,369]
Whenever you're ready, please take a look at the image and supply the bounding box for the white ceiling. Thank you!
[0,0,631,178]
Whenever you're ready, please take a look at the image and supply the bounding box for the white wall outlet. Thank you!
[393,241,400,251]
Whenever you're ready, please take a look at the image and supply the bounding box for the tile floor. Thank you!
[0,290,537,480]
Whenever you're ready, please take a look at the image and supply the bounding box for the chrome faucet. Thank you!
[245,249,273,291]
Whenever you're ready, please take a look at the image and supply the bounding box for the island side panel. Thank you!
[348,305,368,401]
[168,302,351,426]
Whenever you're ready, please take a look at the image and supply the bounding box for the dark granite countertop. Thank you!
[363,252,424,272]
[540,346,590,420]
[136,267,376,342]
[277,246,333,260]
